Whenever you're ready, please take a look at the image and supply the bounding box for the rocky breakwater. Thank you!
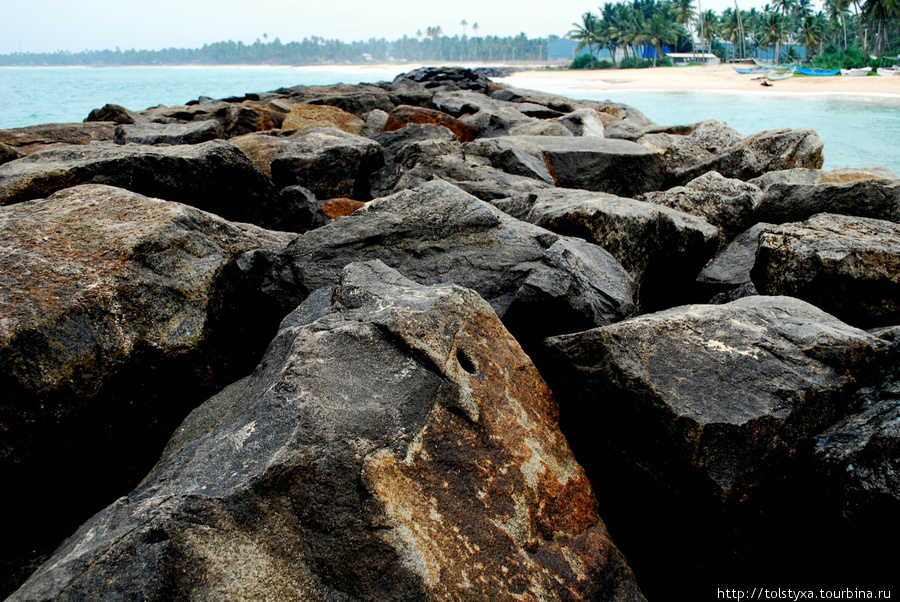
[0,67,896,599]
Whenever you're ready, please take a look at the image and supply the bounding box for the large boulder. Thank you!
[383,104,480,142]
[270,127,384,201]
[494,136,666,197]
[432,90,536,138]
[282,103,366,134]
[0,142,20,165]
[392,66,495,92]
[751,167,900,224]
[9,261,645,602]
[638,119,744,184]
[113,120,224,145]
[751,213,900,329]
[465,138,556,185]
[491,188,718,311]
[0,122,117,155]
[639,171,763,247]
[695,222,773,299]
[242,180,635,352]
[545,296,885,504]
[0,185,293,595]
[301,84,396,117]
[84,103,148,125]
[0,140,300,230]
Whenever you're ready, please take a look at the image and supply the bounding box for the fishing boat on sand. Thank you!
[753,58,794,69]
[766,68,796,81]
[733,66,771,74]
[795,67,840,76]
[841,67,872,76]
[877,67,898,76]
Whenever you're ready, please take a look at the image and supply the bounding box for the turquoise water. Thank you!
[2,66,898,173]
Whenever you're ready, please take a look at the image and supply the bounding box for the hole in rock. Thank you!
[456,348,476,374]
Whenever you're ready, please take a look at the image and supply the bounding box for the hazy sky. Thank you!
[2,0,824,55]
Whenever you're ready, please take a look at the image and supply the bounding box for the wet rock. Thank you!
[246,180,635,351]
[498,136,666,197]
[546,295,885,504]
[113,121,224,145]
[0,140,288,230]
[751,167,900,224]
[815,338,900,526]
[0,122,117,155]
[0,184,293,596]
[492,188,718,311]
[282,103,365,134]
[383,105,480,142]
[639,171,763,247]
[270,127,384,201]
[84,103,147,125]
[9,260,645,602]
[751,213,900,329]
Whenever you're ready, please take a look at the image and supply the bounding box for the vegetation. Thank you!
[564,0,898,68]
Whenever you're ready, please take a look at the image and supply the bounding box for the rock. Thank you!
[229,131,291,177]
[557,108,606,137]
[143,101,285,137]
[492,188,718,311]
[8,260,645,601]
[639,171,763,247]
[0,140,292,230]
[465,138,556,185]
[815,338,899,526]
[282,103,365,135]
[320,197,366,218]
[497,136,666,197]
[383,105,480,142]
[113,120,224,145]
[359,108,389,137]
[270,127,384,201]
[0,142,20,165]
[751,167,900,224]
[696,222,774,297]
[0,185,293,595]
[506,120,575,137]
[432,90,536,138]
[392,66,494,92]
[671,127,825,185]
[490,86,588,113]
[84,103,147,125]
[302,84,396,117]
[369,138,551,202]
[245,181,635,352]
[277,185,330,232]
[751,213,900,329]
[638,120,744,185]
[0,122,117,155]
[545,295,885,504]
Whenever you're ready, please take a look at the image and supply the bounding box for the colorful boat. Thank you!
[733,66,771,74]
[766,68,796,81]
[841,67,872,76]
[795,67,840,76]
[753,59,794,69]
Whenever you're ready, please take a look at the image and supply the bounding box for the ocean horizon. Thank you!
[2,65,899,174]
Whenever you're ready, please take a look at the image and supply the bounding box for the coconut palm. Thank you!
[700,9,721,50]
[761,10,789,60]
[639,13,682,66]
[568,12,602,67]
[669,0,699,57]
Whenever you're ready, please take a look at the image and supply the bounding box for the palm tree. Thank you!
[700,9,721,51]
[669,0,699,57]
[761,10,788,60]
[568,12,601,67]
[639,13,682,66]
[825,0,851,48]
[864,0,900,55]
[799,12,826,56]
[722,9,744,59]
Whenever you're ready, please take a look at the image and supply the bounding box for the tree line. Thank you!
[0,28,552,67]
[568,0,900,67]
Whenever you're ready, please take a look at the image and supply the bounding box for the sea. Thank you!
[1,65,899,174]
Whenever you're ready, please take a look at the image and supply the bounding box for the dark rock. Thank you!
[247,180,635,351]
[113,121,224,145]
[557,108,606,137]
[639,171,763,247]
[815,338,899,526]
[142,101,285,137]
[696,222,774,297]
[369,138,551,201]
[751,213,900,329]
[359,108,389,137]
[507,119,575,137]
[302,84,396,117]
[0,122,117,155]
[9,260,645,602]
[0,140,289,230]
[0,185,293,596]
[491,188,718,311]
[383,104,480,142]
[270,127,384,201]
[465,138,556,184]
[751,167,900,224]
[490,86,588,113]
[546,295,885,504]
[84,103,147,125]
[497,136,666,197]
[432,90,536,138]
[0,142,20,165]
[392,66,494,92]
[278,185,330,232]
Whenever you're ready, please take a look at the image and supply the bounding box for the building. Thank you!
[664,52,721,65]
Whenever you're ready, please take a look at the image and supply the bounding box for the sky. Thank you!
[1,0,826,55]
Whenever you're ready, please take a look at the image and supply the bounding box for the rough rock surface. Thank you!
[277,185,330,232]
[815,338,899,524]
[557,108,606,137]
[0,140,293,230]
[319,197,366,218]
[506,120,575,137]
[491,136,666,197]
[392,66,494,92]
[639,171,763,247]
[270,127,384,201]
[244,181,635,350]
[638,119,744,184]
[9,261,645,602]
[0,184,293,595]
[696,222,774,297]
[492,189,718,311]
[142,100,286,137]
[465,138,556,184]
[432,90,536,138]
[751,213,900,328]
[546,296,885,504]
[751,167,900,224]
[113,121,225,145]
[383,104,479,142]
[228,131,292,177]
[282,103,365,134]
[0,142,20,165]
[0,122,117,155]
[85,103,148,125]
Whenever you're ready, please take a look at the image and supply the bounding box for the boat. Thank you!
[841,67,872,76]
[796,67,840,76]
[766,68,795,81]
[753,58,794,69]
[877,67,898,77]
[733,66,771,74]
